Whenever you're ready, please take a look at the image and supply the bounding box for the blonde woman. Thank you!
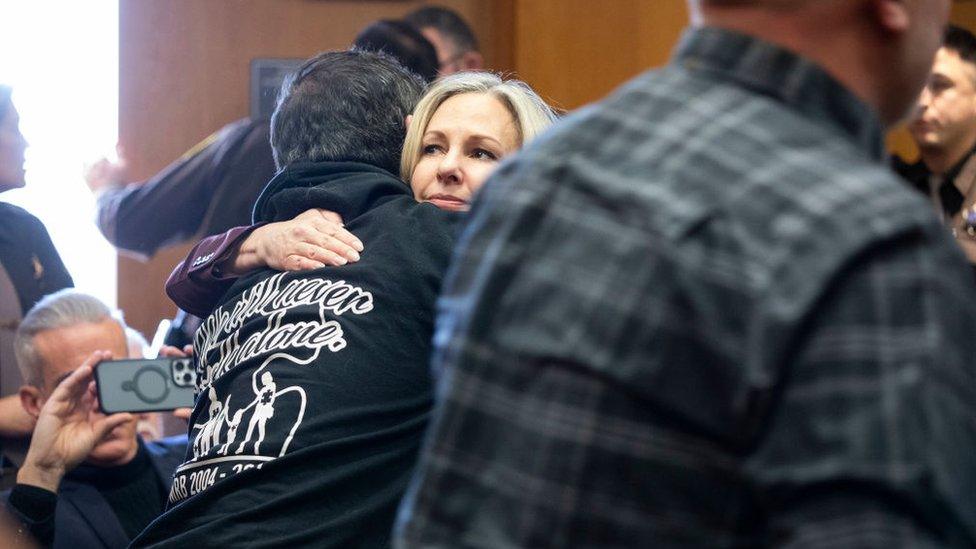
[402,72,557,211]
[167,71,556,316]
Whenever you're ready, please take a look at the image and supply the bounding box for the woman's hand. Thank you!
[222,209,364,275]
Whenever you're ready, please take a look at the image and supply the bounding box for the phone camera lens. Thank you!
[183,372,193,384]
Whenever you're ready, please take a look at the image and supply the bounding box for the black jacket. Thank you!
[3,436,186,549]
[132,162,461,548]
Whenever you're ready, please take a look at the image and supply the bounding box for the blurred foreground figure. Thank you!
[396,0,976,547]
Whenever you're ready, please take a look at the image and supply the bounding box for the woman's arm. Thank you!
[165,209,364,318]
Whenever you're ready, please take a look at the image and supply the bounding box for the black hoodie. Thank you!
[133,161,461,548]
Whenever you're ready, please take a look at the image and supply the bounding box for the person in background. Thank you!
[395,0,976,546]
[356,19,439,83]
[896,24,976,267]
[0,85,73,490]
[85,20,440,261]
[2,290,186,548]
[404,5,484,75]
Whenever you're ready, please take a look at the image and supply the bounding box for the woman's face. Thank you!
[0,104,28,191]
[411,92,519,211]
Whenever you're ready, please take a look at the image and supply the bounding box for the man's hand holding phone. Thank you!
[159,344,194,421]
[18,351,135,493]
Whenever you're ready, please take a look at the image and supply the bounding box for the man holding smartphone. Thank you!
[2,290,186,548]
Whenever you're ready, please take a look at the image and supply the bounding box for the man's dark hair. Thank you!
[270,49,426,174]
[354,20,439,83]
[944,24,976,65]
[403,5,479,54]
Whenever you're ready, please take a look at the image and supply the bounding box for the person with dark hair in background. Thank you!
[395,0,976,547]
[84,21,440,349]
[404,5,483,75]
[355,19,439,83]
[2,290,186,548]
[896,24,976,267]
[130,49,458,548]
[0,85,73,490]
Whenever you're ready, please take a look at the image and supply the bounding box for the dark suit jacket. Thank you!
[3,436,186,549]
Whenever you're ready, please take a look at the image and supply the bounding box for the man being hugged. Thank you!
[132,50,460,548]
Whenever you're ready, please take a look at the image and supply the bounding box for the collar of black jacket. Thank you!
[252,161,412,224]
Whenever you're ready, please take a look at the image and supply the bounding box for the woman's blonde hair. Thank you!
[400,71,558,181]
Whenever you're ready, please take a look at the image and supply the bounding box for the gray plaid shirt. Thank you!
[396,27,976,548]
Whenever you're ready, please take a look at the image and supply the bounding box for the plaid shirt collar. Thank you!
[675,26,886,162]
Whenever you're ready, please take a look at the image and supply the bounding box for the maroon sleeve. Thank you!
[165,224,265,318]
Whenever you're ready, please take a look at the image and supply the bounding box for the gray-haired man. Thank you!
[3,290,185,548]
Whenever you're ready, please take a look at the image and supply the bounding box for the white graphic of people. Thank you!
[193,387,226,457]
[219,409,245,455]
[188,362,309,465]
[237,370,277,455]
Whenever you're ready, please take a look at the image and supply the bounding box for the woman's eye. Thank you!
[471,149,498,161]
[422,144,443,155]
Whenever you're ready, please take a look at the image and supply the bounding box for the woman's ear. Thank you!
[19,385,44,419]
[405,114,413,130]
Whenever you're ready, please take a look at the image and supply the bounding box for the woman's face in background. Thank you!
[411,92,519,212]
[0,103,28,192]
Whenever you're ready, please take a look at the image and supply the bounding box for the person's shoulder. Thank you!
[0,201,37,221]
[0,202,48,233]
[223,117,268,136]
[370,196,463,245]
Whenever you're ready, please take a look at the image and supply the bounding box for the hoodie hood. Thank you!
[252,161,412,223]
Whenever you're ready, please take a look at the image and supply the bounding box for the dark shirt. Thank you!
[395,27,976,548]
[78,444,165,539]
[0,202,72,476]
[132,162,460,548]
[0,202,73,316]
[892,143,976,219]
[4,436,186,548]
[95,118,276,259]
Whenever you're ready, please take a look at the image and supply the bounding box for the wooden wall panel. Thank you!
[117,0,513,338]
[513,0,688,111]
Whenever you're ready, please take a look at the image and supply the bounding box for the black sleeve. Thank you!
[5,484,57,547]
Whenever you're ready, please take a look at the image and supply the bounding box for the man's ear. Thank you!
[19,385,44,419]
[405,114,413,130]
[873,0,910,34]
[460,51,484,71]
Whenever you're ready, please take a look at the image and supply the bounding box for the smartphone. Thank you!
[95,358,197,413]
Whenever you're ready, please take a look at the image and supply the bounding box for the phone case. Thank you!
[95,358,197,413]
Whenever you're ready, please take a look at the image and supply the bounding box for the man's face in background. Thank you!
[910,47,976,154]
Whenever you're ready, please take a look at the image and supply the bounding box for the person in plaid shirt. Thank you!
[395,0,976,547]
